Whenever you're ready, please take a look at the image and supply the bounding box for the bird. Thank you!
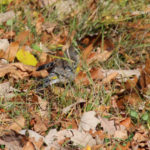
[36,46,80,90]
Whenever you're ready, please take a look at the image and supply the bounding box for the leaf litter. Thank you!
[0,0,150,150]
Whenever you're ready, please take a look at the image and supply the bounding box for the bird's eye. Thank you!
[46,62,54,69]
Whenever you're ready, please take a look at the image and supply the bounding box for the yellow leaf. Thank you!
[86,145,91,150]
[75,66,80,74]
[16,49,38,66]
[0,0,12,5]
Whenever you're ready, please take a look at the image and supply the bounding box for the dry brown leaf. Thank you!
[0,28,4,35]
[0,130,28,150]
[30,137,44,149]
[23,141,35,150]
[0,64,16,77]
[98,117,116,135]
[32,115,47,134]
[4,42,19,62]
[0,63,36,79]
[140,58,150,92]
[86,38,114,64]
[0,82,18,99]
[31,70,49,78]
[11,63,36,72]
[0,11,15,24]
[81,37,114,64]
[132,126,149,149]
[92,130,106,143]
[82,43,93,61]
[102,72,118,84]
[125,76,138,90]
[9,69,29,79]
[102,69,140,82]
[87,50,112,64]
[116,142,131,150]
[127,20,149,29]
[0,50,6,58]
[120,117,131,129]
[75,68,104,85]
[117,92,142,109]
[0,39,9,52]
[37,95,49,117]
[62,99,85,114]
[114,125,128,139]
[38,52,49,64]
[15,31,34,45]
[44,129,96,148]
[124,92,142,106]
[41,32,52,43]
[79,111,100,132]
[8,116,25,132]
[61,119,78,130]
[36,16,44,35]
[42,22,57,34]
[4,30,15,39]
[50,29,68,46]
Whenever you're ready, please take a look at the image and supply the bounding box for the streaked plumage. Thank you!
[36,46,79,90]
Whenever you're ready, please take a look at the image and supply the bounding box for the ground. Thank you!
[0,0,150,150]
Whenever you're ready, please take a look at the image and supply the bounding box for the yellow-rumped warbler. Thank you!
[36,46,79,90]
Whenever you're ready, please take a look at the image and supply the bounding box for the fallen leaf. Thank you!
[127,19,150,30]
[0,82,19,99]
[8,116,25,132]
[0,39,9,52]
[20,130,44,143]
[125,76,138,90]
[87,39,114,64]
[102,72,118,84]
[98,116,116,135]
[114,125,128,139]
[140,58,150,92]
[38,52,48,64]
[11,63,36,72]
[42,22,57,34]
[116,142,131,150]
[31,69,49,78]
[0,63,36,79]
[36,16,44,35]
[0,130,28,150]
[82,43,93,61]
[0,10,15,24]
[102,69,140,82]
[4,30,15,39]
[16,49,38,66]
[15,31,33,45]
[32,115,47,134]
[62,99,86,114]
[0,0,12,5]
[21,131,44,150]
[44,129,96,149]
[22,141,35,150]
[50,29,68,46]
[75,68,104,85]
[132,126,149,149]
[61,119,78,130]
[123,92,142,106]
[37,95,49,117]
[4,42,19,62]
[120,117,132,129]
[87,50,112,64]
[79,111,100,132]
